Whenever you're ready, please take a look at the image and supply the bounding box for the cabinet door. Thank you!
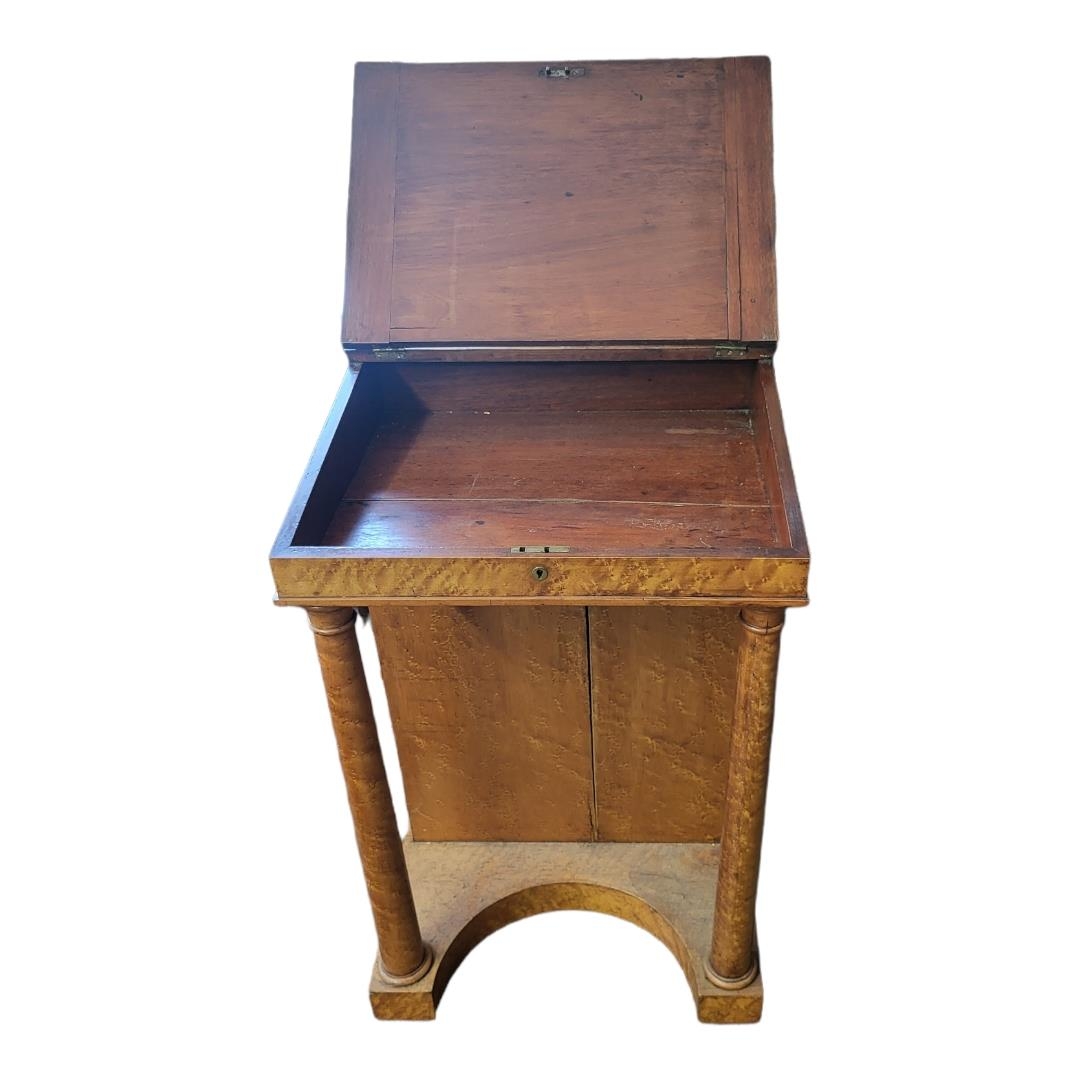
[589,607,740,842]
[371,606,593,841]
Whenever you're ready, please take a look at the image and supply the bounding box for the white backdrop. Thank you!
[2,3,1078,1076]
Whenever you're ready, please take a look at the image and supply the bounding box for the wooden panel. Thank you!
[271,554,810,603]
[342,411,766,504]
[731,58,777,341]
[753,362,808,554]
[722,61,743,339]
[388,60,732,343]
[324,499,778,554]
[274,369,363,549]
[340,58,778,348]
[341,63,399,343]
[352,344,773,362]
[589,607,741,841]
[372,360,756,414]
[371,606,593,841]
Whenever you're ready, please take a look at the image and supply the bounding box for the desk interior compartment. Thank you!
[291,358,802,561]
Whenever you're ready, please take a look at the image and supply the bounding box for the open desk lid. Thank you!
[342,58,777,357]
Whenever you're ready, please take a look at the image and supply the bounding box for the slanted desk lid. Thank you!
[343,58,777,355]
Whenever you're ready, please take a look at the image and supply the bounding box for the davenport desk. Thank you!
[271,57,809,1023]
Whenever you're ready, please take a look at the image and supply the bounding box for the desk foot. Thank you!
[368,837,763,1023]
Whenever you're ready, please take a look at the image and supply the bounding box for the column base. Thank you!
[377,944,433,986]
[704,957,759,991]
[368,836,763,1024]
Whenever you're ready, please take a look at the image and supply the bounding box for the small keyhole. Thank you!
[531,566,549,581]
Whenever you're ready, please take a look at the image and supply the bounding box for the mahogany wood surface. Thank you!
[724,58,777,342]
[340,410,764,504]
[316,361,789,560]
[371,359,758,413]
[325,409,775,554]
[341,58,778,349]
[325,501,779,555]
[341,65,398,343]
[370,606,593,841]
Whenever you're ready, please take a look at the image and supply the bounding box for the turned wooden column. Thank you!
[706,605,785,989]
[306,606,431,984]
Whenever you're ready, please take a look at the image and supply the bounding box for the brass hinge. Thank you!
[510,545,571,554]
[713,344,751,358]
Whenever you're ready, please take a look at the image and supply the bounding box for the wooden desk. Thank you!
[271,57,809,1023]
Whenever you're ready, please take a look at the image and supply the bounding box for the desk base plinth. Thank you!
[368,837,763,1024]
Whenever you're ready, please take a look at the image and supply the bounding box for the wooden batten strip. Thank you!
[342,63,399,343]
[733,57,778,342]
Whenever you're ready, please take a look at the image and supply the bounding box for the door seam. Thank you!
[584,605,599,840]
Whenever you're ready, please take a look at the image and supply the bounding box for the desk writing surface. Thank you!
[317,360,791,561]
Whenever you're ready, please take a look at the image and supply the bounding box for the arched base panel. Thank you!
[369,837,762,1024]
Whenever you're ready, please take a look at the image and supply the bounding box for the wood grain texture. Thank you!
[590,607,740,841]
[323,499,778,554]
[341,64,399,343]
[753,362,808,554]
[320,395,778,558]
[341,410,764,504]
[273,370,361,551]
[722,59,743,340]
[351,344,773,363]
[731,58,778,342]
[272,554,809,603]
[709,606,784,984]
[370,606,593,841]
[290,371,381,546]
[339,59,778,348]
[272,360,806,575]
[368,837,763,1023]
[389,60,730,343]
[270,362,809,605]
[371,360,757,414]
[305,607,428,980]
[276,56,807,1027]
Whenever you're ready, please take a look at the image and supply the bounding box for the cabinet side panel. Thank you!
[370,606,593,841]
[590,607,739,841]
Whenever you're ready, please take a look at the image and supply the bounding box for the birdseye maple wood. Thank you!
[589,607,741,842]
[370,605,594,841]
[707,605,785,988]
[369,837,762,1023]
[273,55,808,1025]
[305,607,430,982]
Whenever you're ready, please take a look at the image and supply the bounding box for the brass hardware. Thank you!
[531,566,549,581]
[540,66,586,79]
[510,545,570,554]
[713,344,751,358]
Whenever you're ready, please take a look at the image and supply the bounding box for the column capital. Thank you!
[739,606,786,635]
[306,606,358,636]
